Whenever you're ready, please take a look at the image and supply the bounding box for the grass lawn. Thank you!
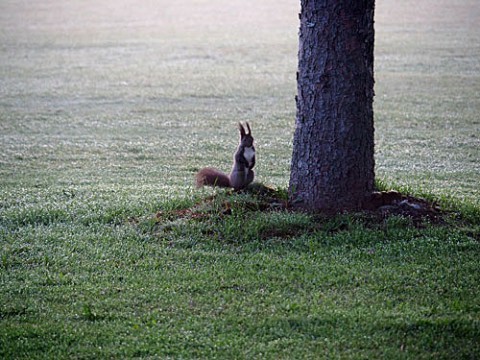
[1,0,479,358]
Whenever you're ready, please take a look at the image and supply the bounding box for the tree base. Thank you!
[182,185,445,225]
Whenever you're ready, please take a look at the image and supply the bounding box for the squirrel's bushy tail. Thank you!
[195,167,231,188]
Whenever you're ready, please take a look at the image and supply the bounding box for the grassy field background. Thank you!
[1,0,479,358]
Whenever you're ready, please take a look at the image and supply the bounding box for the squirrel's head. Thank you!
[238,122,254,147]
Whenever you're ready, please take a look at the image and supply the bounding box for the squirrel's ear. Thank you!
[238,122,246,137]
[246,122,251,135]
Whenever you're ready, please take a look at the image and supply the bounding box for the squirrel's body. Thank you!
[195,122,255,191]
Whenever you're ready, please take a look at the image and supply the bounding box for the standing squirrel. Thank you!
[195,122,255,191]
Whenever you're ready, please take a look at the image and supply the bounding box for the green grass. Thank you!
[1,0,479,358]
[1,190,479,359]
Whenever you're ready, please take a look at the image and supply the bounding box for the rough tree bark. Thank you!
[289,0,375,212]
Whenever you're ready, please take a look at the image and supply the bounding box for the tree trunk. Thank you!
[289,0,376,212]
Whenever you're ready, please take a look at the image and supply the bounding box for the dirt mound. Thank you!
[156,187,446,228]
[363,190,445,224]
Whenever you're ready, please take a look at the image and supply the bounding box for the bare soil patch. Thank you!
[155,185,447,231]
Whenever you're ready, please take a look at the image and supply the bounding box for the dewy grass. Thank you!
[1,0,480,358]
[1,192,479,358]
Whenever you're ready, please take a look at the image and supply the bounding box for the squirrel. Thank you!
[195,122,255,191]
